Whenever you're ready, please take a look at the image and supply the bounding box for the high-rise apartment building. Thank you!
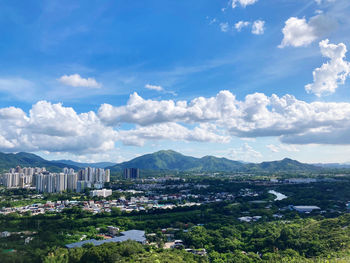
[105,169,110,183]
[67,173,78,191]
[56,173,67,192]
[2,166,110,193]
[123,168,140,180]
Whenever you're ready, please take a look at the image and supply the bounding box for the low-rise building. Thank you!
[91,189,112,198]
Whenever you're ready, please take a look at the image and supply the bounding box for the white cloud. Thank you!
[229,143,262,161]
[235,21,250,32]
[98,90,239,126]
[98,90,350,146]
[145,84,163,91]
[252,20,265,35]
[305,39,350,96]
[58,74,102,88]
[4,87,350,154]
[117,123,230,146]
[231,0,258,8]
[0,101,117,154]
[279,15,336,48]
[220,22,229,32]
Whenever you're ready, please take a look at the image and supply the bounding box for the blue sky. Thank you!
[0,0,350,163]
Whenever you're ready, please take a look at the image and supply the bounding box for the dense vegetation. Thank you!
[2,204,350,262]
[3,241,207,263]
[2,175,350,262]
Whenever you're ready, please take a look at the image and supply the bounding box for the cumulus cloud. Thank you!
[58,74,102,88]
[98,90,239,126]
[98,90,350,146]
[0,101,117,153]
[235,21,250,32]
[231,0,258,8]
[4,88,350,153]
[117,123,230,146]
[305,39,350,96]
[279,15,336,48]
[145,84,163,91]
[252,20,265,35]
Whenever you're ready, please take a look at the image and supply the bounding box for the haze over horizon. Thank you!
[1,0,350,164]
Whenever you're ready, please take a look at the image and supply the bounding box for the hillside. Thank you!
[0,152,78,172]
[108,150,322,173]
[110,150,199,171]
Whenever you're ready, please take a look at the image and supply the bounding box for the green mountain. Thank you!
[246,158,321,172]
[0,150,323,174]
[0,152,78,172]
[110,150,198,171]
[108,150,322,173]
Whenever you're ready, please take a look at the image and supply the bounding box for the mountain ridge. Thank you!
[0,150,331,173]
[0,152,79,172]
[107,150,322,173]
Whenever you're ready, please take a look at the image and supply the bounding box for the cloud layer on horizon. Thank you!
[1,86,350,154]
[99,90,350,146]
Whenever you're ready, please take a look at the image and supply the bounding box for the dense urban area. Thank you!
[1,153,350,262]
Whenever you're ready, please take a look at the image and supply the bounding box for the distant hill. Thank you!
[0,152,79,172]
[246,158,322,172]
[108,150,322,173]
[313,163,350,169]
[0,150,326,174]
[52,160,116,169]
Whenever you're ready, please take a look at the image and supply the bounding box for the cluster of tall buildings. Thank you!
[1,166,110,193]
[2,166,45,188]
[123,168,140,180]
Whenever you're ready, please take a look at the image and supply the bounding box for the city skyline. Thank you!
[0,1,350,163]
[2,165,110,193]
